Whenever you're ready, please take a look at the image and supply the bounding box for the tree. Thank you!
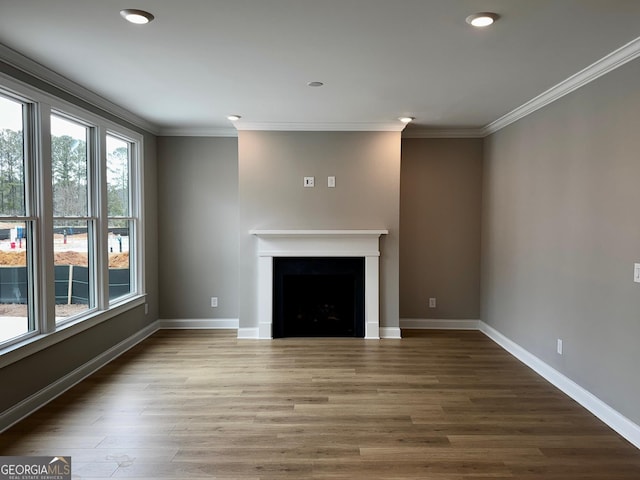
[107,146,129,218]
[0,128,25,215]
[51,134,87,216]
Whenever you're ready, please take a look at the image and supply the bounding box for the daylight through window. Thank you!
[0,80,144,351]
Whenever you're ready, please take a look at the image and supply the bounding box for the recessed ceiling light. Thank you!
[465,12,499,27]
[307,81,324,87]
[227,115,241,121]
[398,117,415,124]
[120,9,155,24]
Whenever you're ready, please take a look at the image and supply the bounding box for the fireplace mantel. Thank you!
[250,229,388,339]
[250,229,389,236]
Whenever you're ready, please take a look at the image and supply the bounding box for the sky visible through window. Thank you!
[0,96,22,130]
[1,96,90,137]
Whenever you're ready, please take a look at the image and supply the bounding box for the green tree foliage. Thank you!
[51,134,87,216]
[107,146,129,218]
[0,128,129,221]
[0,128,25,216]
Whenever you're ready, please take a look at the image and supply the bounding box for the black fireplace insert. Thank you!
[273,257,365,338]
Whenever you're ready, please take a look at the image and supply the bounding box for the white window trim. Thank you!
[0,71,146,363]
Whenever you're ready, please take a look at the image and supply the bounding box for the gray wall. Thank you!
[482,58,640,424]
[238,131,401,331]
[400,138,483,320]
[0,61,159,418]
[157,137,239,319]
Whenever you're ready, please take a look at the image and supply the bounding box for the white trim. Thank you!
[400,318,480,330]
[402,128,485,138]
[483,35,640,135]
[0,296,146,369]
[380,327,402,339]
[236,122,405,132]
[237,328,259,339]
[158,318,239,329]
[0,44,159,135]
[251,230,387,339]
[0,321,159,433]
[479,321,640,450]
[4,318,639,449]
[158,127,238,137]
[250,229,389,237]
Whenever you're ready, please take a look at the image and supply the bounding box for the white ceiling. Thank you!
[1,0,639,135]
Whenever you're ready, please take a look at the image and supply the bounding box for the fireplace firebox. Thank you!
[273,257,365,338]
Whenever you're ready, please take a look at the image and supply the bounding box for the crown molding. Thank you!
[402,128,485,138]
[236,121,405,132]
[4,32,639,139]
[158,126,238,137]
[0,43,160,135]
[483,35,640,136]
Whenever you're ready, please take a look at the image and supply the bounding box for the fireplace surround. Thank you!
[250,229,388,339]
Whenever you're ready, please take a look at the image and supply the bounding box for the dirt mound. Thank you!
[0,250,129,268]
[109,253,129,268]
[55,251,88,266]
[0,250,27,266]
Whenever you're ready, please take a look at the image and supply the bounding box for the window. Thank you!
[51,114,93,322]
[107,135,133,301]
[0,94,33,345]
[0,77,144,353]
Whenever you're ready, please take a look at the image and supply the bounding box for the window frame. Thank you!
[0,72,146,366]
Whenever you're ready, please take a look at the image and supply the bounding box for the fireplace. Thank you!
[273,257,365,338]
[250,229,387,339]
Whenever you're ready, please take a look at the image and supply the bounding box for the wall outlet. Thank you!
[557,338,563,355]
[211,297,218,308]
[303,176,315,187]
[429,297,436,308]
[634,263,640,283]
[328,176,336,188]
[144,303,148,315]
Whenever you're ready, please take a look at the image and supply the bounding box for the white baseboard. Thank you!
[158,318,239,329]
[479,321,640,450]
[237,328,259,339]
[400,318,480,330]
[380,327,402,339]
[5,317,639,450]
[0,321,160,433]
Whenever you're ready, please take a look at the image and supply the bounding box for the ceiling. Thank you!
[1,0,639,136]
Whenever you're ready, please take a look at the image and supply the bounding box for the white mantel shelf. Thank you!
[250,229,388,339]
[250,229,389,236]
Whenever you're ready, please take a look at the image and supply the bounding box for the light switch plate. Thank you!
[304,176,315,187]
[634,263,640,283]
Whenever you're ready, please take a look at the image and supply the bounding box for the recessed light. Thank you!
[465,12,499,27]
[120,9,155,24]
[398,117,415,124]
[307,81,324,87]
[227,115,241,121]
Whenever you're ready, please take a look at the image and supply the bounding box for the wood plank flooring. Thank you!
[1,329,639,479]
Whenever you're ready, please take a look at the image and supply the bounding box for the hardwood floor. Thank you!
[1,329,639,479]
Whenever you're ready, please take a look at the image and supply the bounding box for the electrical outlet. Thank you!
[211,297,218,308]
[328,176,336,188]
[144,303,148,315]
[634,263,640,283]
[557,339,563,355]
[429,297,436,308]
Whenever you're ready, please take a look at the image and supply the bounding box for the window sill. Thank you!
[0,295,147,369]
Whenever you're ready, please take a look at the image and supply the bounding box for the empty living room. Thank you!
[1,1,640,479]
